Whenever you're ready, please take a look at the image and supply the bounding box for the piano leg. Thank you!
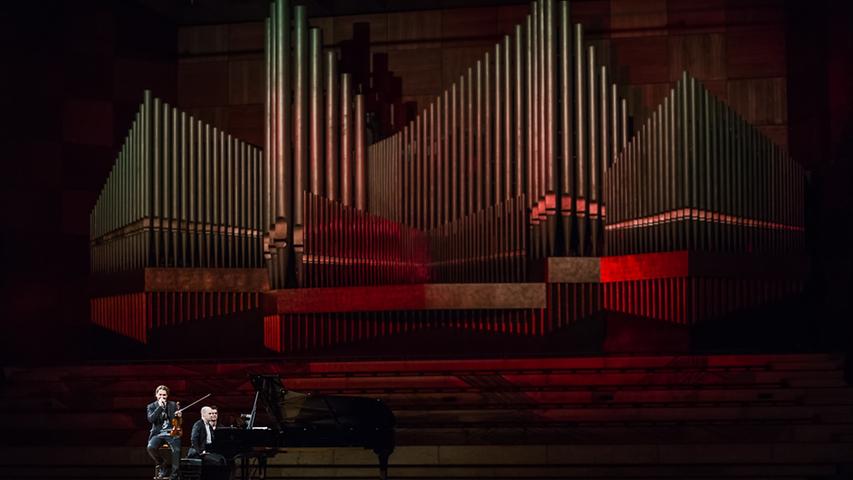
[374,448,391,480]
[232,453,268,480]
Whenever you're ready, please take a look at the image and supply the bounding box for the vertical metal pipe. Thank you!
[574,24,586,254]
[689,76,698,250]
[142,92,152,267]
[600,66,608,252]
[657,103,665,252]
[180,111,188,266]
[132,110,141,269]
[242,143,248,266]
[443,91,450,225]
[211,126,220,267]
[170,111,180,268]
[537,0,546,206]
[611,84,619,164]
[247,144,253,266]
[588,46,598,254]
[237,141,244,266]
[226,134,234,267]
[294,5,307,225]
[341,73,353,207]
[164,103,173,266]
[265,15,273,230]
[668,89,676,251]
[476,60,483,213]
[732,114,746,251]
[621,98,628,155]
[355,94,366,211]
[495,43,503,202]
[277,0,291,258]
[220,130,229,267]
[429,104,436,229]
[459,74,466,217]
[194,120,210,267]
[600,66,609,196]
[710,96,719,252]
[422,106,428,228]
[309,28,323,196]
[403,125,409,225]
[786,152,792,252]
[410,121,415,227]
[514,25,525,198]
[399,133,405,224]
[437,95,444,227]
[526,15,534,204]
[193,118,202,267]
[559,1,572,254]
[654,107,662,252]
[451,83,458,221]
[415,113,421,228]
[152,97,161,266]
[484,52,492,207]
[529,11,539,210]
[545,0,555,195]
[467,67,474,215]
[326,51,339,202]
[270,4,279,233]
[503,34,512,202]
[203,123,211,267]
[703,88,712,252]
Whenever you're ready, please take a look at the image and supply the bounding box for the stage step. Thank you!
[0,445,849,479]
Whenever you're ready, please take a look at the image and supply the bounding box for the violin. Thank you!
[169,393,212,438]
[169,402,182,437]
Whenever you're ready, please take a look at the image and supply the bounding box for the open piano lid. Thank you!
[247,374,397,437]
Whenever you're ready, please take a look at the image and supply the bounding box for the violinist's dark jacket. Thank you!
[146,400,179,437]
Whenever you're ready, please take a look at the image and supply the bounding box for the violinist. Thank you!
[146,385,182,480]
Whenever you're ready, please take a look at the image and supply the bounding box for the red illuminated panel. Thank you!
[600,251,690,282]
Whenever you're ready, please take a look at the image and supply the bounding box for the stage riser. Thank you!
[1,445,849,479]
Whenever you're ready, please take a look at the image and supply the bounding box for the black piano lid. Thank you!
[247,373,396,432]
[249,374,287,428]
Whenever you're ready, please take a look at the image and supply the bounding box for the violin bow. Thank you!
[175,393,212,414]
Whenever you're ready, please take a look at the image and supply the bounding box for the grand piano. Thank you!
[208,374,396,480]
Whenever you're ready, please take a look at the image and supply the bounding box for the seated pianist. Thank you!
[187,406,229,480]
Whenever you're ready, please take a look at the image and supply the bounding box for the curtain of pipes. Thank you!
[603,72,806,256]
[366,0,630,284]
[90,91,264,275]
[266,0,373,289]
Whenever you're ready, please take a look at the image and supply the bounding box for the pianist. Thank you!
[145,385,181,480]
[189,405,228,479]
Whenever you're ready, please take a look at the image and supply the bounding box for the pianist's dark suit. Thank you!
[189,419,225,461]
[188,419,228,479]
[146,400,181,479]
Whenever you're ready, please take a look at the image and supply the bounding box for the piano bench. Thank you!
[179,458,202,480]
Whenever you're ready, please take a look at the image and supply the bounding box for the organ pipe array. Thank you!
[266,0,368,288]
[367,0,630,283]
[90,91,265,274]
[604,73,806,256]
[94,0,804,285]
[90,0,810,347]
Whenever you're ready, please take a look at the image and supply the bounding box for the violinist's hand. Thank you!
[176,410,182,417]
